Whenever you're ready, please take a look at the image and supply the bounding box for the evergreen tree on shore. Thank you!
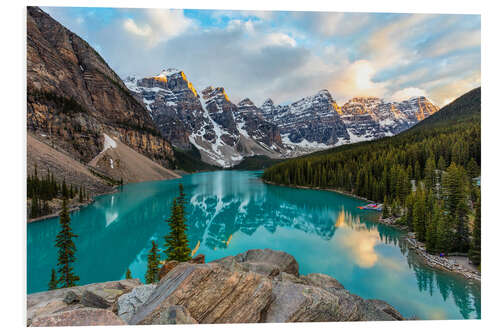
[382,196,389,219]
[425,202,440,253]
[55,199,79,288]
[125,268,132,279]
[48,268,58,290]
[454,199,470,253]
[145,240,160,284]
[164,184,191,262]
[469,194,481,265]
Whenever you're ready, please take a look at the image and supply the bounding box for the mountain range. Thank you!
[27,6,439,195]
[124,71,438,167]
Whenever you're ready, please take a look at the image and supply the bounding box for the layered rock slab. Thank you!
[129,262,273,324]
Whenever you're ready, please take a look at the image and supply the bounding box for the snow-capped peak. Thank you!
[238,98,255,107]
[157,68,181,77]
[262,98,274,107]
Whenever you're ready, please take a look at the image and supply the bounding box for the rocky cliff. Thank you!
[125,69,439,168]
[27,249,403,326]
[340,96,439,142]
[261,90,350,152]
[27,7,178,191]
[125,73,285,167]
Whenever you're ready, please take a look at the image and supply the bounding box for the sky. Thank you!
[42,6,480,107]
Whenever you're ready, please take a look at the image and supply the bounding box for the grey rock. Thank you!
[63,290,81,305]
[27,279,142,323]
[148,305,198,325]
[235,248,300,277]
[117,284,157,323]
[302,273,345,291]
[275,271,307,284]
[213,249,299,278]
[366,299,404,321]
[129,262,273,324]
[30,308,126,327]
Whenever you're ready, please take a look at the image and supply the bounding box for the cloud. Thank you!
[423,29,480,57]
[423,71,480,106]
[392,87,427,102]
[363,14,433,69]
[288,12,373,37]
[42,7,480,108]
[327,60,387,103]
[123,18,152,37]
[122,9,194,47]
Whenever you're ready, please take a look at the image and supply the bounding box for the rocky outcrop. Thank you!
[27,279,141,326]
[30,308,126,327]
[27,250,403,326]
[129,263,274,324]
[213,248,299,277]
[27,7,175,176]
[117,284,157,323]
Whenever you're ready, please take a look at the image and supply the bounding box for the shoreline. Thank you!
[262,179,374,203]
[263,179,481,283]
[27,187,119,224]
[405,233,481,282]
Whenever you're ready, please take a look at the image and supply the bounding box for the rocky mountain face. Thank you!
[125,73,285,167]
[125,66,438,168]
[26,6,180,218]
[27,7,178,191]
[261,90,351,152]
[27,249,403,326]
[340,96,439,142]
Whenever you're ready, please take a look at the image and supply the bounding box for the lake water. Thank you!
[27,171,480,320]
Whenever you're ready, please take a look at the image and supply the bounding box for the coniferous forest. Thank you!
[27,166,90,219]
[263,87,481,264]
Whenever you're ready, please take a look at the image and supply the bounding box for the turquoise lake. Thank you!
[27,170,480,320]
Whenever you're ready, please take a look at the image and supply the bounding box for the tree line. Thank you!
[28,165,90,218]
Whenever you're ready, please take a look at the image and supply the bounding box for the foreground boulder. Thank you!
[27,279,141,326]
[129,263,273,324]
[213,248,299,277]
[117,284,157,323]
[30,308,126,326]
[28,249,404,326]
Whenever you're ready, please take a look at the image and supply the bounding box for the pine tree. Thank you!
[469,193,481,266]
[164,184,191,262]
[30,195,40,218]
[437,155,446,171]
[145,240,160,284]
[424,157,437,192]
[382,196,390,218]
[125,267,132,279]
[62,179,68,199]
[55,198,80,288]
[413,191,427,242]
[466,158,480,179]
[48,268,58,290]
[454,199,470,253]
[436,213,454,255]
[425,201,440,253]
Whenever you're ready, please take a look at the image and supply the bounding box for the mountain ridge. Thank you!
[125,71,439,168]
